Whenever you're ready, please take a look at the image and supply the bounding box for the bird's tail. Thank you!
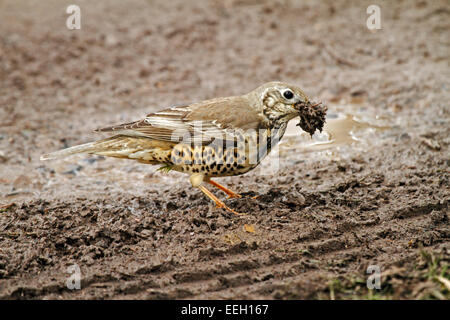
[40,136,173,163]
[40,141,100,160]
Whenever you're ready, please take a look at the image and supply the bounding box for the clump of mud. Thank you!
[295,101,328,136]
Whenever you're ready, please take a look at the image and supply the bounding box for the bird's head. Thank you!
[248,81,311,127]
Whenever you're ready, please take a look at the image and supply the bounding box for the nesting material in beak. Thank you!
[295,101,328,136]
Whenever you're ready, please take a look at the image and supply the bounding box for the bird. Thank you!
[41,82,315,215]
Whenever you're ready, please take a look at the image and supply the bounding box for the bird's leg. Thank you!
[190,173,241,215]
[206,179,242,199]
[198,185,241,215]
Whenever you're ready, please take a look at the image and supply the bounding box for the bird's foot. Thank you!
[226,191,242,199]
[198,185,243,216]
[215,201,244,216]
[207,180,242,199]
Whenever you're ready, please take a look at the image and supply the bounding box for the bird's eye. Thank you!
[283,90,294,99]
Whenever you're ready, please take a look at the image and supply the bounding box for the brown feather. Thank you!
[94,96,266,145]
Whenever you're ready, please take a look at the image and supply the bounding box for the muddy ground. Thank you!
[0,0,449,299]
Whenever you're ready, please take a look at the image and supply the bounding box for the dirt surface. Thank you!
[0,0,449,299]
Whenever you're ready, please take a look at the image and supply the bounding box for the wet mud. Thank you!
[0,0,448,299]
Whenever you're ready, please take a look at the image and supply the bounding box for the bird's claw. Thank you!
[226,193,242,199]
[215,202,243,215]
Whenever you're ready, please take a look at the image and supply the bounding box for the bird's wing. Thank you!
[95,96,265,145]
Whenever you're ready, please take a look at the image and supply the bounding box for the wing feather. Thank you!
[95,96,265,145]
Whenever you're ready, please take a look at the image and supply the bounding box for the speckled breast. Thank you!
[170,124,288,177]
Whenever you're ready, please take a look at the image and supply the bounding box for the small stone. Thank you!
[62,164,83,175]
[421,138,441,151]
[400,133,411,141]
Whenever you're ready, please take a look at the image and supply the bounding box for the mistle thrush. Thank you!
[41,82,327,214]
